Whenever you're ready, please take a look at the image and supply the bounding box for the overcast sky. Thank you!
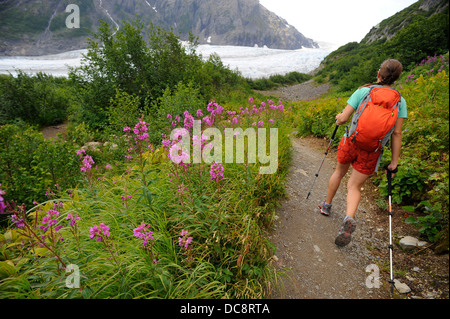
[259,0,418,46]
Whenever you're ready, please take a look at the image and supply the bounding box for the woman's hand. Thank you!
[385,163,398,178]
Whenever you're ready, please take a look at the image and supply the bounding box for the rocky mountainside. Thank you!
[0,0,318,56]
[361,0,448,43]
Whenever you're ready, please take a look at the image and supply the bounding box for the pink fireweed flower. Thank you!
[89,223,110,242]
[210,162,224,182]
[66,213,80,226]
[161,139,172,150]
[178,230,193,251]
[183,111,194,130]
[258,121,264,128]
[268,119,274,125]
[177,184,187,194]
[133,221,154,247]
[202,115,214,126]
[169,144,189,165]
[192,134,208,150]
[123,126,131,133]
[121,195,132,205]
[248,97,254,104]
[131,120,149,141]
[0,187,6,214]
[76,149,86,158]
[11,214,25,228]
[105,164,112,170]
[40,209,60,232]
[80,155,94,172]
[196,109,203,118]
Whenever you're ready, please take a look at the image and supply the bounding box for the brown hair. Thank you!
[363,59,403,87]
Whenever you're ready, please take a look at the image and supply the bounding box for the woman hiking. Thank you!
[319,59,408,247]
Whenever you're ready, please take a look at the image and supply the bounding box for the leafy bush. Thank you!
[147,82,205,145]
[68,19,242,131]
[0,124,80,207]
[0,72,71,126]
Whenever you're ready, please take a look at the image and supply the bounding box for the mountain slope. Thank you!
[362,0,449,43]
[314,0,449,91]
[0,0,318,56]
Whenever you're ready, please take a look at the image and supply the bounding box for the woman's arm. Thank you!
[387,117,404,174]
[335,104,355,125]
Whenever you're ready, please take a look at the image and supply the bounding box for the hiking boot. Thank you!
[318,200,332,216]
[335,216,357,247]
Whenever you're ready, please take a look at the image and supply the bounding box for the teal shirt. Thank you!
[347,87,408,118]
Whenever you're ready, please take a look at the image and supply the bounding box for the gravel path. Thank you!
[258,79,332,101]
[263,80,390,298]
[269,136,390,298]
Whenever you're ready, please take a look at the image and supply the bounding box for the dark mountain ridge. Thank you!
[0,0,318,56]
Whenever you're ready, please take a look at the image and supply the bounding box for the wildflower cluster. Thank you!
[405,53,449,83]
[11,213,25,228]
[77,149,94,172]
[178,230,193,251]
[89,223,111,242]
[121,195,132,205]
[210,162,224,182]
[123,117,153,160]
[77,149,95,186]
[133,221,154,248]
[40,209,62,233]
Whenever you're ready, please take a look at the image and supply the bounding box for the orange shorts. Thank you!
[336,136,382,176]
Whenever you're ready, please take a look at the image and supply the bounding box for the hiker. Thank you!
[319,58,407,247]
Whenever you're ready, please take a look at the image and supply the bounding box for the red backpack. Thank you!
[347,85,401,153]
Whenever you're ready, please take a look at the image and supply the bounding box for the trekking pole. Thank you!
[306,124,339,199]
[385,165,398,295]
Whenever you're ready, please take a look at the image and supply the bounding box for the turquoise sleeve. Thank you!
[398,97,407,118]
[346,87,370,109]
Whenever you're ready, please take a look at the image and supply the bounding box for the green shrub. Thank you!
[0,72,71,126]
[0,124,80,207]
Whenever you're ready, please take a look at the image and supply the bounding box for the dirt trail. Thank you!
[269,136,389,298]
[266,81,391,298]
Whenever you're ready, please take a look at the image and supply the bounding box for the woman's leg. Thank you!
[326,162,350,205]
[346,169,371,219]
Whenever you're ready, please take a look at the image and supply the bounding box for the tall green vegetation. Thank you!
[0,72,73,126]
[0,97,290,299]
[68,19,244,131]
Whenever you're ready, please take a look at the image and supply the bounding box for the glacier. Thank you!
[0,43,336,79]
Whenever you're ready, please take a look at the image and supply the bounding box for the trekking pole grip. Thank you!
[331,124,339,140]
[384,165,398,195]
